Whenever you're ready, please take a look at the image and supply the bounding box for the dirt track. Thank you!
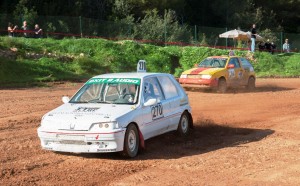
[1,78,300,186]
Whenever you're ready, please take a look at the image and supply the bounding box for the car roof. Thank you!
[91,72,170,79]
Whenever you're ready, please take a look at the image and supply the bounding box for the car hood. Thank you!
[182,67,224,75]
[41,103,134,130]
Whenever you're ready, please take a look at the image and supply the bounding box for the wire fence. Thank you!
[1,14,299,52]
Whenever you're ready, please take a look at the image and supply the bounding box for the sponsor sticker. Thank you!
[74,107,99,112]
[86,78,141,85]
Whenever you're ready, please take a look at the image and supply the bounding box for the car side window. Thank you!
[240,58,253,68]
[143,77,165,102]
[229,58,240,68]
[157,76,179,99]
[240,58,254,71]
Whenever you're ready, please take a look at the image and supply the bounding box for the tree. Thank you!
[1,0,299,34]
[13,0,38,26]
[111,0,134,20]
[253,0,300,32]
[131,9,190,43]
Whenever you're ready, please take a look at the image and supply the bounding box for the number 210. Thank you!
[151,103,163,119]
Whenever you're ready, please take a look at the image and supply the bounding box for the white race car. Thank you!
[37,61,193,158]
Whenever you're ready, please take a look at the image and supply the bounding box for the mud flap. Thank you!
[138,129,145,149]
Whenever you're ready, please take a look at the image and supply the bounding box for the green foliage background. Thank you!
[0,36,299,87]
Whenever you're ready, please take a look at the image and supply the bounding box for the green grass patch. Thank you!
[0,36,299,87]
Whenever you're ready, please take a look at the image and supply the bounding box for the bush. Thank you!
[133,9,191,43]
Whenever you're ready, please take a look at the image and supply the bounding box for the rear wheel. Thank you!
[246,77,256,91]
[177,112,190,136]
[218,78,227,93]
[121,124,139,158]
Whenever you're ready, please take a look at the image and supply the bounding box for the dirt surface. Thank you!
[1,78,300,186]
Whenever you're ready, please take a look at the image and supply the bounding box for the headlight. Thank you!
[180,74,187,78]
[40,115,48,126]
[201,74,212,79]
[94,122,119,129]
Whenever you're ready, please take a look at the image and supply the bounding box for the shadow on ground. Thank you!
[137,119,274,160]
[69,119,274,160]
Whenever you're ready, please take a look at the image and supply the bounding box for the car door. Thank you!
[157,75,182,131]
[140,77,170,140]
[239,57,255,85]
[227,57,245,87]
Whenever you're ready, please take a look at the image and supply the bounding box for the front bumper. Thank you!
[37,128,125,153]
[179,78,218,87]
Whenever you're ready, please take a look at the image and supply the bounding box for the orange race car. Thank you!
[179,56,256,92]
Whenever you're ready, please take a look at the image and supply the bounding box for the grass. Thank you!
[0,36,299,87]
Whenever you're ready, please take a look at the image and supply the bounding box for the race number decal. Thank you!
[151,103,164,120]
[228,69,235,79]
[137,60,146,72]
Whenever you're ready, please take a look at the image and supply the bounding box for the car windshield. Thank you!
[198,58,227,68]
[70,78,140,105]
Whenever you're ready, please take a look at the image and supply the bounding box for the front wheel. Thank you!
[177,112,191,136]
[121,124,139,158]
[218,78,227,93]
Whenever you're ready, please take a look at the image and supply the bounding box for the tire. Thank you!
[177,112,190,136]
[246,77,255,91]
[218,78,227,93]
[121,124,139,158]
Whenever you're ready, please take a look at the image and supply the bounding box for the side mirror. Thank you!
[144,98,157,106]
[227,64,235,69]
[62,96,70,103]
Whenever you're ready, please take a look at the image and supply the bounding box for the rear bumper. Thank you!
[179,78,218,87]
[37,128,125,153]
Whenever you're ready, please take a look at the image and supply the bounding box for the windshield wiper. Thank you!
[97,101,112,104]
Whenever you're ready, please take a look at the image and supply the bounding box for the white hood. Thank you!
[42,103,134,131]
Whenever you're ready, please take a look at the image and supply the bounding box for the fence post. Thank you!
[79,16,83,38]
[280,32,283,52]
[225,27,228,49]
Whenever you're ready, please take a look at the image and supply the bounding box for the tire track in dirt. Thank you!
[1,79,300,186]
